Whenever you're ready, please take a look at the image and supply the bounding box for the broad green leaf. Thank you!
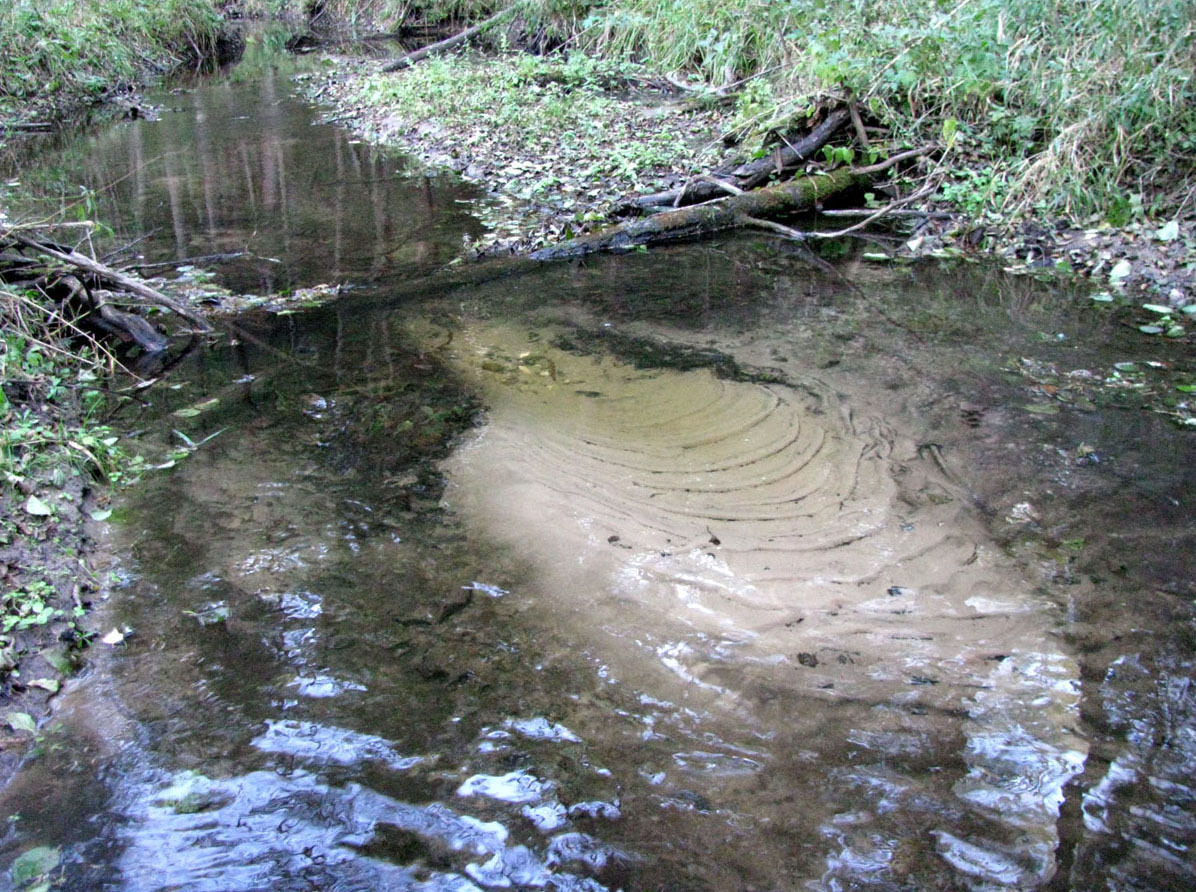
[5,711,36,733]
[90,508,113,522]
[23,495,52,516]
[1142,303,1173,314]
[1155,220,1179,241]
[11,846,59,885]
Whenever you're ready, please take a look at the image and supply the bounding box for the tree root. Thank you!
[531,166,867,261]
[1,229,210,355]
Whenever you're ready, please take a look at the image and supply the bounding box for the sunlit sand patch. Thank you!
[426,316,1087,886]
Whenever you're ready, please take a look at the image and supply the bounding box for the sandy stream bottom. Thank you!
[0,303,1092,892]
[431,314,1087,889]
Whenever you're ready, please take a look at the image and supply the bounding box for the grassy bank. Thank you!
[571,0,1196,224]
[311,0,1195,227]
[0,0,227,753]
[0,0,224,123]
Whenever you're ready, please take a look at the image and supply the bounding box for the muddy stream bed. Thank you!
[1,35,1194,892]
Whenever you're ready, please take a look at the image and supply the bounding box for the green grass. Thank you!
[236,0,503,29]
[542,0,1195,224]
[0,0,223,116]
[312,0,1194,224]
[0,287,141,488]
[353,50,727,194]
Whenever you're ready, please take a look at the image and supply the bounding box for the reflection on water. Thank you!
[1,38,1194,892]
[3,29,482,294]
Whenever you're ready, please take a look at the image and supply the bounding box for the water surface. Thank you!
[0,36,1193,892]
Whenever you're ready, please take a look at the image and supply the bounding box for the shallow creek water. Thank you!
[2,38,1195,892]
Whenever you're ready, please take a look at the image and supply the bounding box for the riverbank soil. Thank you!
[305,47,1196,313]
[0,0,239,778]
[0,480,95,775]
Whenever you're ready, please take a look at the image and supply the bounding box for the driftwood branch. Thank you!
[381,4,521,72]
[621,107,852,213]
[10,233,210,332]
[851,144,939,175]
[531,166,866,261]
[532,139,938,260]
[742,182,939,243]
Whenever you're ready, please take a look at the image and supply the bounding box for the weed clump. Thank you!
[0,0,223,120]
[547,0,1195,223]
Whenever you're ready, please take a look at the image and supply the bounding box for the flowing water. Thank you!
[1,32,1194,892]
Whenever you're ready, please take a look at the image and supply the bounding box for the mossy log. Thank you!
[621,107,852,213]
[530,166,867,261]
[381,5,520,72]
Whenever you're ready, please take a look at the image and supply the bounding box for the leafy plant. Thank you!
[567,0,1195,224]
[0,0,222,114]
[0,289,141,487]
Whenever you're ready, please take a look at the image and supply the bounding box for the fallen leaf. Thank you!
[23,495,52,516]
[28,678,60,693]
[100,628,126,646]
[5,711,36,733]
[1155,220,1180,242]
[11,845,60,885]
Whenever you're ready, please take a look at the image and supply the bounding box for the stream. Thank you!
[1,30,1194,892]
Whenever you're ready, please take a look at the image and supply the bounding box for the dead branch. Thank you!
[531,166,866,261]
[622,107,852,213]
[381,4,521,72]
[848,101,871,151]
[851,145,939,175]
[10,232,210,332]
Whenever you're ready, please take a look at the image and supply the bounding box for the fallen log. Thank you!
[530,166,866,261]
[381,4,520,72]
[10,233,210,332]
[621,107,852,213]
[1,121,54,133]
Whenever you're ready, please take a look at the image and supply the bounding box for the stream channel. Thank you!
[2,31,1195,892]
